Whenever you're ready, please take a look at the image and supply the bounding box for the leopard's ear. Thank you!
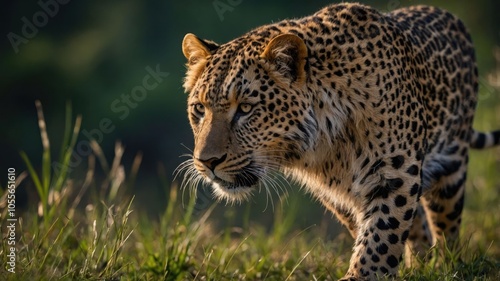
[260,34,308,84]
[182,33,218,65]
[182,33,219,92]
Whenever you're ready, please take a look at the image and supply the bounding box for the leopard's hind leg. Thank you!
[420,143,469,255]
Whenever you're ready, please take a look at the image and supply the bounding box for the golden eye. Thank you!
[194,103,205,116]
[238,103,253,114]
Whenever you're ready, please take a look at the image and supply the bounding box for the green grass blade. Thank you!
[20,150,45,203]
[182,188,197,226]
[42,147,51,192]
[59,101,73,164]
[54,115,82,192]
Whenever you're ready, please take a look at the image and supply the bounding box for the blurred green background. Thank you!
[1,0,499,228]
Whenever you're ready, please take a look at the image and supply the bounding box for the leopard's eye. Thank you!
[238,103,253,115]
[193,103,205,117]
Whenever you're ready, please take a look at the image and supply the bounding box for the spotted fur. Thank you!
[179,3,500,280]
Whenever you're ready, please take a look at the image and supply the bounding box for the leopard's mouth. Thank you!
[206,168,261,202]
[211,172,259,190]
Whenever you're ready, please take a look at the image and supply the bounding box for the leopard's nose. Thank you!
[197,154,227,171]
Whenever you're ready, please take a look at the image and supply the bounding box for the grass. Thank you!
[1,99,500,281]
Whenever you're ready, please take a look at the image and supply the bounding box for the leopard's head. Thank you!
[180,32,318,203]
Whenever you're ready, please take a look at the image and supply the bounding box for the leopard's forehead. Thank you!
[193,36,266,109]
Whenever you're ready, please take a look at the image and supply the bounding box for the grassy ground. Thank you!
[1,99,500,281]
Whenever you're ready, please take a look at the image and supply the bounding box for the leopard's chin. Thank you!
[208,174,259,203]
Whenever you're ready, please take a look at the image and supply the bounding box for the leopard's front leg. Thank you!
[340,163,422,280]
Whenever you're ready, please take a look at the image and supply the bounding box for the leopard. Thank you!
[179,3,500,280]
